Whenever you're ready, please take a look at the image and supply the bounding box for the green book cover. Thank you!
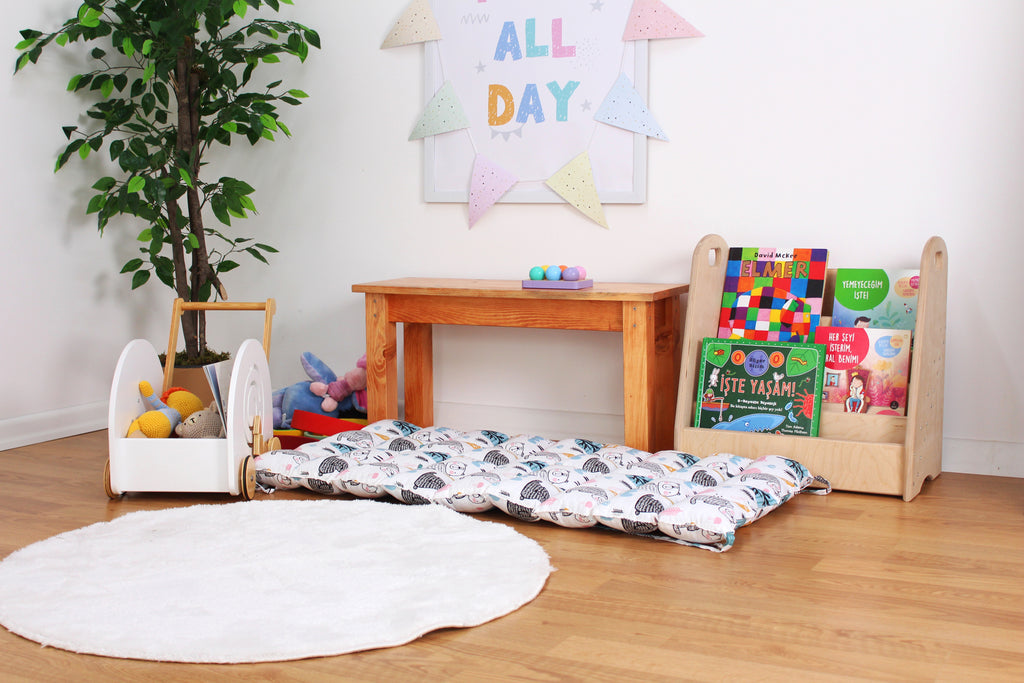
[694,338,825,436]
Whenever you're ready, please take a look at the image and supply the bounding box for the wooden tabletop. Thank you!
[352,278,688,302]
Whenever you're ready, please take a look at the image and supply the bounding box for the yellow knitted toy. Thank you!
[126,382,203,438]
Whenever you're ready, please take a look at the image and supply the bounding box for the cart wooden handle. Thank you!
[162,298,276,393]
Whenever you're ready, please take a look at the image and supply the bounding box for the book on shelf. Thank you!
[813,326,912,416]
[694,338,826,437]
[718,246,829,342]
[830,268,919,331]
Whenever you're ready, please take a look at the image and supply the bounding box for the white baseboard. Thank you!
[4,401,1022,479]
[941,437,1024,478]
[0,402,108,452]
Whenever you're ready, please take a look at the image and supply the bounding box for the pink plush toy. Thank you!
[310,354,367,413]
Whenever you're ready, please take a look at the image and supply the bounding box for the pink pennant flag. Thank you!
[623,0,703,41]
[468,155,518,228]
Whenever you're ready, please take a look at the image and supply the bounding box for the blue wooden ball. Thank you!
[545,265,562,280]
[529,266,546,280]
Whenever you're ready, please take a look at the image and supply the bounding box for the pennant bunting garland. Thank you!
[623,0,704,41]
[545,152,609,229]
[468,155,519,228]
[595,73,668,141]
[381,0,442,49]
[389,1,706,228]
[409,81,470,140]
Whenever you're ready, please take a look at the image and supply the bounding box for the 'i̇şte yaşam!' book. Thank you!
[813,326,912,416]
[718,247,829,342]
[830,268,919,332]
[694,338,826,436]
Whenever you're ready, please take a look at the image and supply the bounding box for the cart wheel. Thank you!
[239,455,256,500]
[103,458,122,500]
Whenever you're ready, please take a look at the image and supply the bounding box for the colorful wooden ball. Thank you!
[576,266,587,279]
[545,265,562,280]
[529,266,546,281]
[563,267,580,281]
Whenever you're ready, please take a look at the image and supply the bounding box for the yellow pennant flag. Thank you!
[545,151,609,229]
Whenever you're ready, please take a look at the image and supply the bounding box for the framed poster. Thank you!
[421,2,650,204]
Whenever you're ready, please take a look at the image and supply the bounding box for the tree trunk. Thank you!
[174,38,203,361]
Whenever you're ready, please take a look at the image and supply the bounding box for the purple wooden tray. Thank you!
[521,279,594,290]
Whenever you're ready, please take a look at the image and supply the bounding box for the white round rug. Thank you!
[0,499,552,663]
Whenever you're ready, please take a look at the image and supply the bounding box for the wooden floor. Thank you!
[1,431,1022,682]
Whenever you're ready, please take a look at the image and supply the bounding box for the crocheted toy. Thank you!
[126,382,204,438]
[175,401,225,438]
[272,352,367,429]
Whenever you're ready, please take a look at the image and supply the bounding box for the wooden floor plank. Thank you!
[0,431,1022,681]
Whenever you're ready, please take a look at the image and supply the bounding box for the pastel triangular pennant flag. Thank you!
[595,73,668,140]
[545,151,609,229]
[623,0,704,41]
[409,81,470,140]
[381,0,442,49]
[468,155,518,228]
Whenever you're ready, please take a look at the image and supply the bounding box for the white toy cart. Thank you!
[105,299,279,500]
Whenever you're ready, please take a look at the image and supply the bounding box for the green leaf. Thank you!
[259,113,277,130]
[15,38,37,51]
[222,121,238,133]
[120,258,143,273]
[261,53,280,63]
[187,233,200,250]
[153,81,169,107]
[137,228,152,242]
[233,0,248,18]
[122,36,134,57]
[127,176,145,193]
[79,144,91,160]
[92,176,116,191]
[217,260,240,273]
[86,194,105,213]
[15,53,30,72]
[130,270,150,289]
[211,195,231,226]
[246,247,269,264]
[141,39,153,55]
[55,33,68,47]
[287,89,309,98]
[79,6,102,28]
[62,125,78,139]
[101,78,114,99]
[109,138,125,161]
[255,243,279,253]
[178,167,194,188]
[143,61,155,83]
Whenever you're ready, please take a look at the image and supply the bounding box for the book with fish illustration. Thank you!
[694,338,825,437]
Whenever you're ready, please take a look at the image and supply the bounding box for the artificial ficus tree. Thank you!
[14,0,320,362]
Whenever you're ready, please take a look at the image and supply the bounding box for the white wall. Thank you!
[2,1,1022,476]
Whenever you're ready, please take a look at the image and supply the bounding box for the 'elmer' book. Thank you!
[718,247,829,342]
[813,326,912,416]
[830,268,919,331]
[694,338,825,437]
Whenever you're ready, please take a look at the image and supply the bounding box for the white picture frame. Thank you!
[421,39,650,205]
